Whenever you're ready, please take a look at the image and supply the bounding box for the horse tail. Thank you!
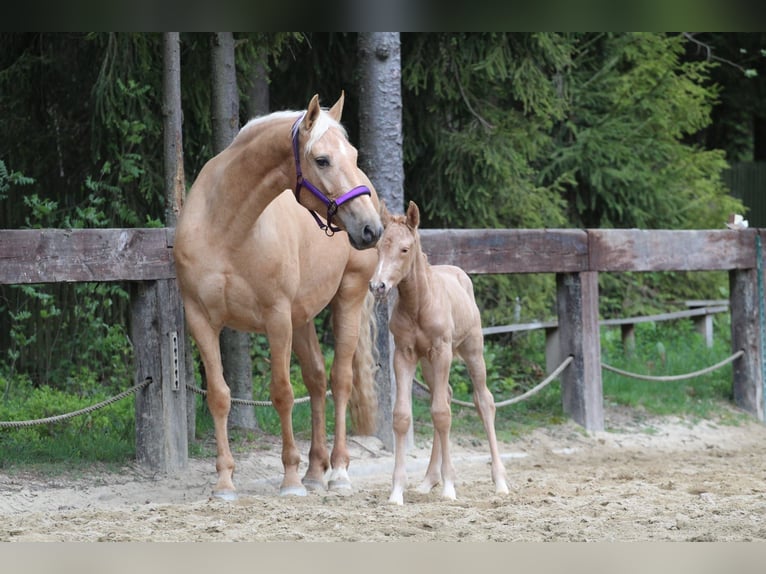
[349,290,379,435]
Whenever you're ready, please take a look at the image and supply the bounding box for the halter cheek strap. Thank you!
[291,113,371,236]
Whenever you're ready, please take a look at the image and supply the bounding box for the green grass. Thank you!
[0,374,135,470]
[600,317,739,422]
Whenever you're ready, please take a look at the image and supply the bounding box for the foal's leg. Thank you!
[184,303,236,498]
[389,346,417,505]
[415,360,443,494]
[462,335,509,495]
[266,312,305,496]
[429,350,458,501]
[292,322,329,491]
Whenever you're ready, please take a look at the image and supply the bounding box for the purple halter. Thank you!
[291,113,371,236]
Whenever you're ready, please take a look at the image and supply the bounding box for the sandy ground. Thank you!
[2,405,766,542]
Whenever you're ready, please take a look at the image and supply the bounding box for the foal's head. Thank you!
[292,92,383,249]
[369,200,421,299]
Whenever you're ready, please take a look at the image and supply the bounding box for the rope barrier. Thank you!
[413,355,574,409]
[601,349,744,382]
[0,348,745,428]
[185,383,327,407]
[0,377,153,429]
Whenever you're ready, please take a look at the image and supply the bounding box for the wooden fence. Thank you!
[1,227,764,472]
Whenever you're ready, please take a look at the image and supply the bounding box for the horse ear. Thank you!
[304,94,321,131]
[406,201,420,230]
[379,199,392,226]
[328,91,345,122]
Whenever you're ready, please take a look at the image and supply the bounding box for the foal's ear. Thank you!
[304,94,322,132]
[379,199,392,227]
[328,91,345,122]
[406,201,420,229]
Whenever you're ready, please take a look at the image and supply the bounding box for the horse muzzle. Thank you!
[348,220,383,250]
[369,280,389,300]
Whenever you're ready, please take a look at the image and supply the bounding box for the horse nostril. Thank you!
[362,223,382,246]
[369,281,386,295]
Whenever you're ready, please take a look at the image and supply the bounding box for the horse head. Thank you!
[292,92,383,250]
[369,200,421,299]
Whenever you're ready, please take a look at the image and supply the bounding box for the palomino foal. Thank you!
[369,201,509,505]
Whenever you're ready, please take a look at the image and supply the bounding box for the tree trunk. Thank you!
[211,32,257,431]
[162,32,184,228]
[357,32,407,451]
[245,59,270,120]
[162,32,198,443]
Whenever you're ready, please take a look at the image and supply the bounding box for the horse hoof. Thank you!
[495,481,510,495]
[302,478,326,492]
[279,485,308,497]
[388,492,404,506]
[212,489,238,502]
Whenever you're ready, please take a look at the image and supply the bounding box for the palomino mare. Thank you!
[175,93,383,499]
[369,201,509,505]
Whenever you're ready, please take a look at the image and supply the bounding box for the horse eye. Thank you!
[315,156,330,168]
[401,247,409,254]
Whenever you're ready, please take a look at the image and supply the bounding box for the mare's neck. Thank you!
[214,117,296,240]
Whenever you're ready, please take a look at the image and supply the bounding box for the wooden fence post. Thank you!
[556,272,604,431]
[730,266,765,421]
[131,278,189,472]
[544,326,560,379]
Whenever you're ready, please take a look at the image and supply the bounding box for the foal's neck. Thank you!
[396,239,431,316]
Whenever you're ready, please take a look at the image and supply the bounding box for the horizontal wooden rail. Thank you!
[1,227,758,284]
[482,305,729,335]
[0,228,175,284]
[419,228,589,274]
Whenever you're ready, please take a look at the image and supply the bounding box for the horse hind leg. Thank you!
[463,342,509,495]
[292,322,330,492]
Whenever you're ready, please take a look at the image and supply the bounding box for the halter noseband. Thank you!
[291,113,371,236]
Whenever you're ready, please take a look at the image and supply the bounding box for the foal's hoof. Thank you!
[211,489,238,502]
[279,484,308,497]
[495,480,510,495]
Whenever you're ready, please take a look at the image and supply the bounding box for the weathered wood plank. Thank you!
[419,229,588,274]
[589,229,757,272]
[0,228,176,284]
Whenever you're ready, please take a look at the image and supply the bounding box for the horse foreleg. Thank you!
[325,302,361,492]
[267,319,305,496]
[389,347,417,505]
[184,306,236,499]
[292,322,329,491]
[429,352,457,501]
[465,348,509,495]
[415,360,443,494]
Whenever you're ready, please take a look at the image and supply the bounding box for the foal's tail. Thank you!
[349,291,379,435]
